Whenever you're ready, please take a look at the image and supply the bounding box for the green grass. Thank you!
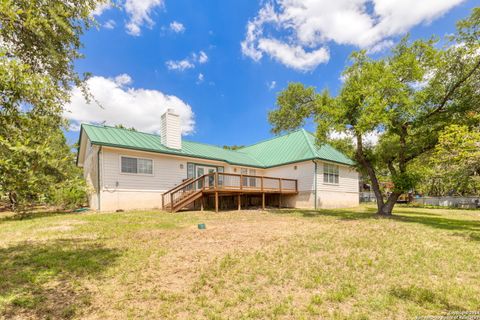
[0,205,479,319]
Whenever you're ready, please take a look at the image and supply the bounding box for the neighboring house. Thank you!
[76,109,359,212]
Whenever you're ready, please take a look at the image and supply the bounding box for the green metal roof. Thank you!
[80,124,354,168]
[239,129,354,166]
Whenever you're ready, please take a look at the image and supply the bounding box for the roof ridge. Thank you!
[183,139,267,166]
[301,128,318,157]
[239,128,305,150]
[82,123,162,138]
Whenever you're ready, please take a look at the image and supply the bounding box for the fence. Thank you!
[360,192,377,203]
[412,196,480,209]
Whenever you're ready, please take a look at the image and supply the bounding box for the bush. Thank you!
[48,178,88,210]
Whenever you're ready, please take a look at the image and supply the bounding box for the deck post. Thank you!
[200,196,204,211]
[170,193,174,213]
[162,194,165,210]
[240,175,243,190]
[278,194,281,208]
[261,176,264,191]
[215,191,219,213]
[279,178,282,193]
[262,193,265,210]
[238,194,241,211]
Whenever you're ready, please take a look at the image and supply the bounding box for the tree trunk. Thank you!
[8,192,17,211]
[355,135,385,213]
[377,192,401,216]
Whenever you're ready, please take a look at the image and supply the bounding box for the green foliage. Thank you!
[0,0,107,211]
[114,124,137,131]
[48,175,88,209]
[327,137,356,160]
[412,125,480,196]
[391,172,419,193]
[268,9,480,214]
[222,145,245,150]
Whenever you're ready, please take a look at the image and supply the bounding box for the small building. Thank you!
[76,109,359,212]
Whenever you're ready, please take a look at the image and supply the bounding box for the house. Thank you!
[76,109,359,212]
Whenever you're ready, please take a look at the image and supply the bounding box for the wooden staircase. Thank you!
[162,176,207,213]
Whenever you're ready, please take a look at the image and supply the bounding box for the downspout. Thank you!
[97,146,102,211]
[313,160,317,210]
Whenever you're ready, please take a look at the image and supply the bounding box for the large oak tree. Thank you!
[268,9,480,215]
[0,0,106,210]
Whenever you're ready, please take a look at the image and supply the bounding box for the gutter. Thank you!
[75,127,83,166]
[313,160,317,210]
[97,146,102,211]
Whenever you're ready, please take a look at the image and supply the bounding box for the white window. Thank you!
[121,156,153,175]
[323,163,339,184]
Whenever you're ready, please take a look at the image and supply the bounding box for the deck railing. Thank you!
[163,172,298,212]
[207,172,297,193]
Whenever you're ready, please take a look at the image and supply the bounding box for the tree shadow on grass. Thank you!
[269,207,480,241]
[0,210,77,223]
[0,239,122,319]
[390,214,480,242]
[389,285,464,311]
[269,208,376,220]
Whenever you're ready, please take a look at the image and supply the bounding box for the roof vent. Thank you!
[161,108,182,150]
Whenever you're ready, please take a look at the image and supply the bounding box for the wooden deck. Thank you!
[162,172,298,212]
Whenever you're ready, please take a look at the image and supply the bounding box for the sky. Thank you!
[65,0,477,147]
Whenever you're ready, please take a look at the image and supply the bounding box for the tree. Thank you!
[412,125,480,196]
[223,145,245,150]
[268,9,480,215]
[0,0,106,210]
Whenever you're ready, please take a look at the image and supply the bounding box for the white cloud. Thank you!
[114,74,132,86]
[258,38,329,71]
[267,80,276,90]
[92,1,112,16]
[197,73,205,83]
[64,74,195,134]
[366,40,394,54]
[242,0,464,71]
[125,0,165,36]
[329,130,381,146]
[198,51,208,64]
[165,59,195,71]
[166,51,209,72]
[103,19,116,29]
[169,21,185,33]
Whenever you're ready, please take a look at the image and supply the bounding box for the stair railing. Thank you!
[162,178,193,210]
[167,173,214,212]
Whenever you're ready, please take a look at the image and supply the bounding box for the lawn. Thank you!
[0,205,479,319]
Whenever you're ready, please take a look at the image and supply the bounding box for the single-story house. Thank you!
[76,109,359,212]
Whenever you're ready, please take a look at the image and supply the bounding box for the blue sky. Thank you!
[66,0,477,147]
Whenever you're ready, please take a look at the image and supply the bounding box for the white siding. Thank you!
[100,147,252,192]
[316,160,359,193]
[87,145,359,211]
[82,138,99,210]
[265,161,315,192]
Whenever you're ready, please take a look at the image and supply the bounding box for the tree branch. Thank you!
[424,57,480,119]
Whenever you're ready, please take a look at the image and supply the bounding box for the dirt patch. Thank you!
[83,211,329,319]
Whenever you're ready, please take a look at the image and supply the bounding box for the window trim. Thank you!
[323,162,340,185]
[119,155,154,176]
